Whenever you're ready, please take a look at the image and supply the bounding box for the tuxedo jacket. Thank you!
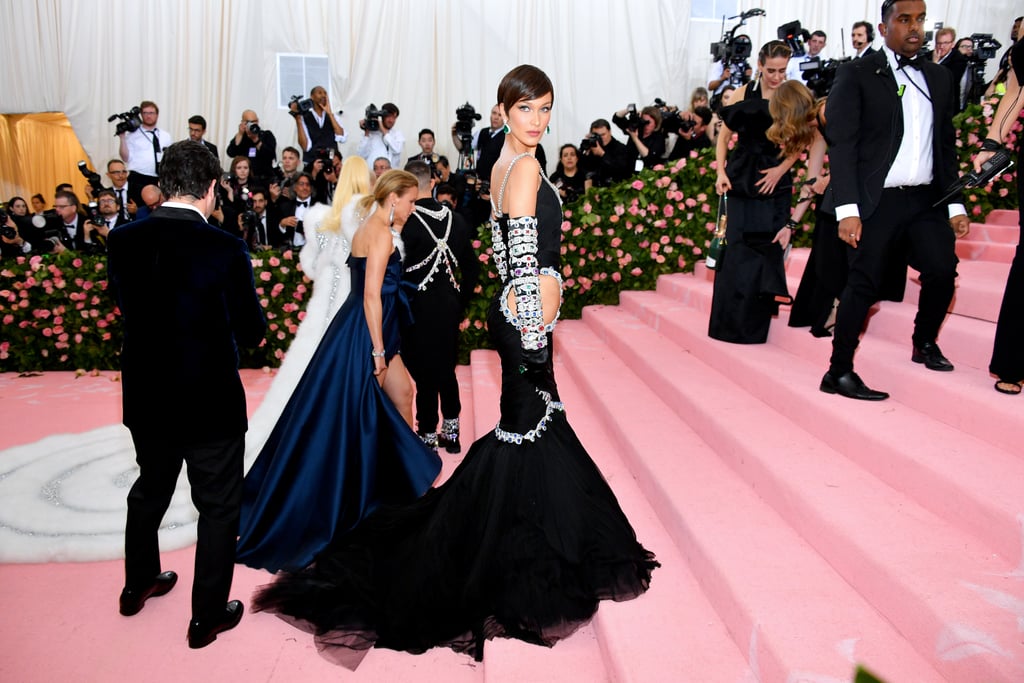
[202,139,219,160]
[107,206,266,442]
[275,196,315,245]
[824,49,962,221]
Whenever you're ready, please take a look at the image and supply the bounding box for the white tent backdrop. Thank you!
[0,0,1018,198]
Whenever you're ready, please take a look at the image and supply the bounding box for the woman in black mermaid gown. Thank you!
[709,40,798,344]
[252,64,658,662]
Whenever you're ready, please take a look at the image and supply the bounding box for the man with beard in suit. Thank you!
[401,161,479,452]
[107,140,266,649]
[820,0,970,401]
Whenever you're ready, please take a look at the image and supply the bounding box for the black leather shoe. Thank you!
[912,342,954,371]
[820,371,890,401]
[187,600,243,649]
[119,570,178,616]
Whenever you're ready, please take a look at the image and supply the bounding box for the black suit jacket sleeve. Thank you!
[452,213,480,309]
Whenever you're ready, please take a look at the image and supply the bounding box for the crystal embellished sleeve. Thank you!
[506,215,546,352]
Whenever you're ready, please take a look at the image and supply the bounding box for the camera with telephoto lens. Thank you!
[580,132,602,153]
[246,121,262,136]
[289,94,314,117]
[0,205,15,240]
[361,104,388,132]
[620,103,642,132]
[77,161,104,198]
[85,201,105,227]
[239,188,258,234]
[653,98,690,136]
[108,107,142,136]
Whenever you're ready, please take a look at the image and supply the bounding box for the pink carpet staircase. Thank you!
[457,208,1022,681]
[2,213,1020,682]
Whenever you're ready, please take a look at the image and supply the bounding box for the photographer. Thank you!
[407,128,438,165]
[237,186,280,251]
[667,106,713,160]
[580,118,632,186]
[357,102,404,168]
[95,189,128,232]
[274,147,303,201]
[275,172,317,248]
[2,200,48,257]
[117,101,171,207]
[291,86,346,165]
[787,30,828,83]
[549,144,591,203]
[226,110,278,182]
[311,151,342,204]
[612,105,667,171]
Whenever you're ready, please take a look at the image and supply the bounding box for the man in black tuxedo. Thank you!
[107,141,266,648]
[188,115,219,160]
[820,0,970,401]
[275,172,316,247]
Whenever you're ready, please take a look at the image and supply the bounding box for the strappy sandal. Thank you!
[994,380,1022,395]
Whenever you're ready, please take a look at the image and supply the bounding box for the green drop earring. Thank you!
[502,121,511,134]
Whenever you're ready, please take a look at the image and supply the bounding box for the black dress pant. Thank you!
[829,186,958,376]
[403,292,463,433]
[125,431,244,619]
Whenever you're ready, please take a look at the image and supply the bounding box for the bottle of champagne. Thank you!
[706,195,727,271]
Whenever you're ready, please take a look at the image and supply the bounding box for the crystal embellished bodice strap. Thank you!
[405,206,460,291]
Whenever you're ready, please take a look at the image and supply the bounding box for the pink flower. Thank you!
[630,267,643,276]
[582,203,593,213]
[72,258,83,268]
[631,180,645,190]
[269,256,281,267]
[610,237,622,248]
[1,314,11,325]
[259,271,272,281]
[611,272,622,282]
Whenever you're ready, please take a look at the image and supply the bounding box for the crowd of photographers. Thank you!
[4,13,1018,259]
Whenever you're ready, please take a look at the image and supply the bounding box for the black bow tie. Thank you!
[896,54,922,70]
[297,200,308,207]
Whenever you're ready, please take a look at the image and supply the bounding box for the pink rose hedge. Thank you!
[2,97,1018,371]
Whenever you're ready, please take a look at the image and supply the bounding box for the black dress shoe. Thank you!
[119,570,178,616]
[187,600,243,649]
[912,342,954,371]
[820,371,890,401]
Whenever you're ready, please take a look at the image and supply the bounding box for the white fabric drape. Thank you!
[0,0,1018,200]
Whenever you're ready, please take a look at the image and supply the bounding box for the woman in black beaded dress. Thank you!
[251,64,658,663]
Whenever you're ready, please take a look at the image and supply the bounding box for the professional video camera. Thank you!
[777,21,807,57]
[77,161,104,198]
[710,8,763,88]
[289,94,314,117]
[964,33,1002,105]
[455,102,482,138]
[108,107,142,136]
[361,103,388,132]
[800,57,849,98]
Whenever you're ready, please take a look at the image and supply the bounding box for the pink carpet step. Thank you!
[662,270,999,373]
[468,351,751,682]
[985,209,1019,226]
[968,222,1019,243]
[618,289,1024,566]
[574,305,1024,682]
[554,318,946,682]
[652,272,1023,454]
[956,239,1016,263]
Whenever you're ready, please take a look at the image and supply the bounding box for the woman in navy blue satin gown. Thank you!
[236,171,442,573]
[251,65,657,663]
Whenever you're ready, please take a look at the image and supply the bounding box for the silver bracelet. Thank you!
[370,350,385,358]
